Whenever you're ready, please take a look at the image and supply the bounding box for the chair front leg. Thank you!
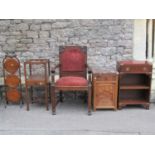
[48,82,51,102]
[87,66,92,115]
[88,84,92,115]
[51,85,56,115]
[30,86,33,103]
[45,84,49,111]
[59,91,63,102]
[26,84,29,111]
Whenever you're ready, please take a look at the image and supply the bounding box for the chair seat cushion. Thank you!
[56,76,88,87]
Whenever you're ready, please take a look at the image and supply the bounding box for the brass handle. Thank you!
[143,67,147,71]
[39,82,43,85]
[126,67,130,71]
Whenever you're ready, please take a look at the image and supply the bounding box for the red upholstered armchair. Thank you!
[51,46,92,115]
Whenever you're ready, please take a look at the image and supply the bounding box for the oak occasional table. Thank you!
[92,68,118,111]
[24,59,50,111]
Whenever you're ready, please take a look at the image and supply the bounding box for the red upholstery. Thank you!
[60,46,86,72]
[56,76,88,87]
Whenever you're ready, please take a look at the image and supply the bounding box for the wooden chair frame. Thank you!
[51,46,92,115]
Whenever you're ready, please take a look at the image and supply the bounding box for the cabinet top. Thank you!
[118,60,152,66]
[92,67,118,74]
[117,60,152,73]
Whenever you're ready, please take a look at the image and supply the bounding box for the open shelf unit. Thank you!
[119,89,150,105]
[117,61,152,109]
[119,74,150,90]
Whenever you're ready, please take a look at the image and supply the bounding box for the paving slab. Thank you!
[0,99,155,135]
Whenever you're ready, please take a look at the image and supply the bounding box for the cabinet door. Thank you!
[94,82,117,109]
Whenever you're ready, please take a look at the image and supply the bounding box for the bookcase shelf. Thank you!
[120,85,150,90]
[119,99,148,104]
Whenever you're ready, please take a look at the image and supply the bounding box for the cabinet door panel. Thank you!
[94,83,116,108]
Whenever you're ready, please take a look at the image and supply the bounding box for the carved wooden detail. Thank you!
[3,54,23,107]
[4,58,20,74]
[6,89,21,103]
[95,83,115,107]
[5,75,21,88]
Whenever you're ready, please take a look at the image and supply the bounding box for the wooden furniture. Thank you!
[24,59,50,111]
[51,46,92,115]
[93,68,118,110]
[3,53,23,107]
[117,60,152,109]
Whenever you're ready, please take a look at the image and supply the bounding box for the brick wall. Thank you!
[0,19,134,76]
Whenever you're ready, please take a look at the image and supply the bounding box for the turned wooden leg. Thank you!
[88,85,92,115]
[118,104,124,110]
[51,86,56,115]
[143,104,149,110]
[30,86,33,104]
[114,107,117,111]
[74,91,77,100]
[118,106,123,110]
[93,106,96,112]
[26,84,29,111]
[5,100,8,108]
[59,91,63,102]
[45,84,49,111]
[84,91,87,103]
[48,82,51,102]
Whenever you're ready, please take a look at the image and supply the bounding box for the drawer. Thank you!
[119,65,152,73]
[93,74,117,81]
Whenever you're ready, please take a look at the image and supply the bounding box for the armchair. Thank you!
[51,46,92,115]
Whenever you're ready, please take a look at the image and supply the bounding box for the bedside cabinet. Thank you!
[117,60,152,109]
[92,69,118,111]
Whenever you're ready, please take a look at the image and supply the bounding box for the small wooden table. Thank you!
[92,68,118,111]
[24,59,50,111]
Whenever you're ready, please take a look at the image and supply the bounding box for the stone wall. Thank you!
[0,19,134,76]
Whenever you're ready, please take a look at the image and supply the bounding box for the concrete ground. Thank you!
[0,99,155,135]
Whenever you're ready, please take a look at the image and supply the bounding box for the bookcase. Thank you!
[117,60,152,109]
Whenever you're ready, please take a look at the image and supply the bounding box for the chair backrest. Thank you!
[59,46,87,78]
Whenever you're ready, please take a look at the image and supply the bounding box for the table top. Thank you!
[92,67,118,74]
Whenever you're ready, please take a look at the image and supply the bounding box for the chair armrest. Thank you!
[86,64,92,74]
[51,64,60,74]
[86,64,92,84]
[51,64,60,83]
